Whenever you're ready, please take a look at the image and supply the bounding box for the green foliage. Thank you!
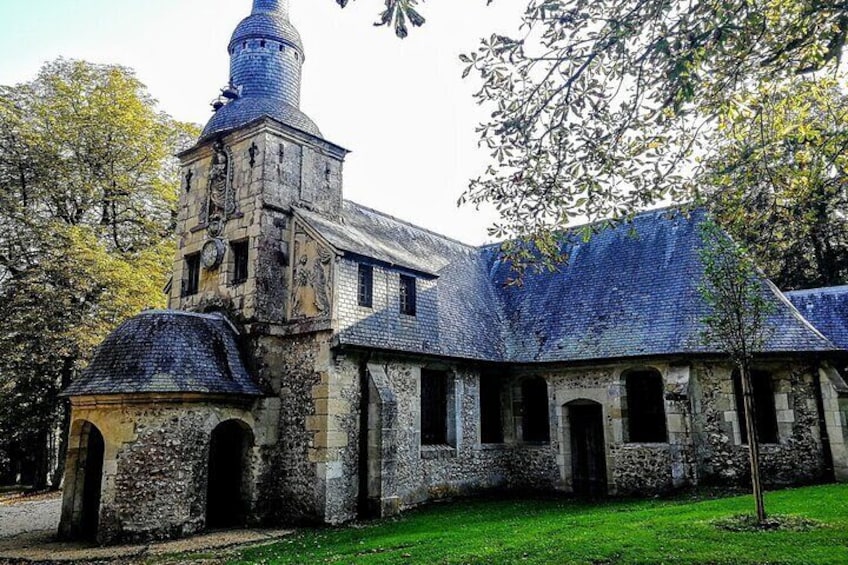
[231,484,848,564]
[454,0,847,267]
[700,77,848,289]
[333,0,429,38]
[697,219,775,366]
[0,59,197,487]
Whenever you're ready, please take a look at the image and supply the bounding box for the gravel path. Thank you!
[0,491,61,539]
[0,492,293,563]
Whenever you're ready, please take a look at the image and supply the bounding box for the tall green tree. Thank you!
[698,219,776,525]
[459,0,847,249]
[700,77,848,290]
[335,1,848,272]
[0,59,196,488]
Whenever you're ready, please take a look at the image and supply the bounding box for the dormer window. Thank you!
[399,274,416,316]
[358,264,373,307]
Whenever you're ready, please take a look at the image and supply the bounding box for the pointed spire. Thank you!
[252,0,289,16]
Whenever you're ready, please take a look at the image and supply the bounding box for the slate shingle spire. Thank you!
[201,0,321,139]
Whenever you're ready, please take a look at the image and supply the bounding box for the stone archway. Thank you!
[60,420,105,541]
[206,419,253,528]
[565,400,607,497]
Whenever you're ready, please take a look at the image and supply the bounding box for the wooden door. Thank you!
[569,403,607,497]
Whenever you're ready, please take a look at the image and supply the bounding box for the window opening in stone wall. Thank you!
[625,369,668,442]
[480,374,504,444]
[231,240,249,285]
[184,253,200,296]
[421,370,448,445]
[260,40,266,48]
[522,377,550,442]
[399,274,416,316]
[358,264,373,307]
[733,369,779,444]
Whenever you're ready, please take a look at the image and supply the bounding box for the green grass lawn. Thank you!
[231,484,848,565]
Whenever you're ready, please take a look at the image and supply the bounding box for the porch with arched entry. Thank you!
[206,419,255,529]
[58,419,106,541]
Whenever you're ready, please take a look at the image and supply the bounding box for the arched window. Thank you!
[522,377,550,442]
[624,369,667,443]
[732,369,778,444]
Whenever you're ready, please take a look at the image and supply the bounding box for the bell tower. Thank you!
[169,0,348,324]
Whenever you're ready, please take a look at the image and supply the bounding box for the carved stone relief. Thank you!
[290,224,333,320]
[203,140,237,238]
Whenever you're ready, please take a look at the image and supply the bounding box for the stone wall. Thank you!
[170,121,345,325]
[59,395,277,544]
[250,330,360,525]
[691,360,828,486]
[352,356,559,513]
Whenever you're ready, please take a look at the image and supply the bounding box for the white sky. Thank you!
[0,0,529,245]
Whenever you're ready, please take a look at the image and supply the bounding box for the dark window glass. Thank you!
[184,253,200,296]
[480,374,503,444]
[522,378,550,442]
[421,370,448,445]
[358,264,373,307]
[232,240,249,285]
[625,370,668,443]
[399,274,416,316]
[733,370,779,444]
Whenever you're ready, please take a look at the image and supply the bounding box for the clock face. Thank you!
[201,239,225,270]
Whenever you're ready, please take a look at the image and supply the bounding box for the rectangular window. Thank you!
[358,264,373,307]
[184,253,200,297]
[522,378,550,442]
[479,374,504,444]
[733,370,779,444]
[231,240,249,285]
[421,370,448,445]
[399,274,416,316]
[625,370,668,443]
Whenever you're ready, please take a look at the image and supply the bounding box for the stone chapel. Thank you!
[58,0,848,544]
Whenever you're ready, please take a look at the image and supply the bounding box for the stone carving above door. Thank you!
[290,225,333,320]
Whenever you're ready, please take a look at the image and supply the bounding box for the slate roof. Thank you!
[311,201,509,361]
[202,97,321,140]
[230,8,304,53]
[484,209,837,362]
[62,310,261,397]
[200,0,321,141]
[305,204,839,363]
[786,286,848,351]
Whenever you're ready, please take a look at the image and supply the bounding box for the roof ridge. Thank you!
[477,204,698,252]
[343,199,478,250]
[785,284,848,296]
[140,309,227,322]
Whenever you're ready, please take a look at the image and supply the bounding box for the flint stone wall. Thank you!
[61,398,273,544]
[692,360,827,486]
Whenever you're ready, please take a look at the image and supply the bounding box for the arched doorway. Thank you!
[566,400,607,497]
[206,420,253,528]
[63,420,106,541]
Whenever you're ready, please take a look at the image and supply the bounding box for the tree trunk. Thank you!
[739,362,766,523]
[49,356,76,490]
[31,427,49,491]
